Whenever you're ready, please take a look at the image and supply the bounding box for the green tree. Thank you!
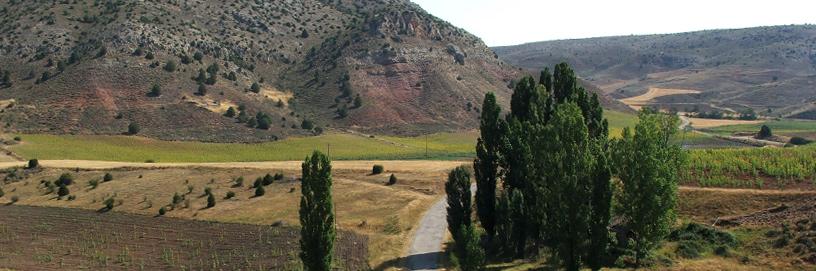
[193,52,204,62]
[255,184,265,197]
[458,224,486,271]
[195,69,207,83]
[474,92,503,244]
[206,193,216,208]
[446,165,477,268]
[299,151,335,271]
[103,173,113,182]
[127,122,140,135]
[336,104,348,118]
[250,82,261,93]
[352,94,362,108]
[163,60,177,72]
[588,148,612,271]
[757,125,773,139]
[611,111,686,265]
[149,84,161,97]
[57,183,70,198]
[197,83,207,96]
[224,107,237,118]
[301,119,314,130]
[27,159,39,169]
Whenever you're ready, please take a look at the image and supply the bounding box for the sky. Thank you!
[410,0,816,47]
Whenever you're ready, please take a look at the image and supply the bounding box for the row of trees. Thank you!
[448,63,687,270]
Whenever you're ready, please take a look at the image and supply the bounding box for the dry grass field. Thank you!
[620,88,701,111]
[0,161,466,269]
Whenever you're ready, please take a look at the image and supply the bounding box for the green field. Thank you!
[703,119,816,139]
[686,145,816,188]
[9,133,478,163]
[7,111,638,163]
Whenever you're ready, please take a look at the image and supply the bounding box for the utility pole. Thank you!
[327,143,331,158]
[425,134,428,158]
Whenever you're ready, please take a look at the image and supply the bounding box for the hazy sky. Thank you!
[410,0,816,46]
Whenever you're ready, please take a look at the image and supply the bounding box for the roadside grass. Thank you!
[7,111,636,163]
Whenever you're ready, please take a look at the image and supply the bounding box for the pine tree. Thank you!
[299,151,335,271]
[195,69,207,83]
[149,84,161,97]
[474,92,503,244]
[611,111,686,266]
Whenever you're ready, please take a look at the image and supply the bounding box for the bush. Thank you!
[57,184,70,198]
[163,61,177,72]
[274,173,284,180]
[203,187,213,197]
[372,165,384,174]
[103,197,115,210]
[262,173,274,186]
[10,195,18,203]
[172,193,183,207]
[27,159,39,169]
[158,207,166,216]
[0,186,4,198]
[103,173,113,182]
[789,137,812,146]
[197,83,207,96]
[149,84,161,97]
[225,191,236,199]
[253,177,263,188]
[233,176,244,187]
[250,82,261,93]
[13,136,21,141]
[676,240,703,259]
[757,125,773,139]
[57,173,74,186]
[255,185,265,197]
[127,122,140,135]
[301,119,314,130]
[88,179,99,189]
[206,193,216,208]
[224,107,237,118]
[387,174,397,186]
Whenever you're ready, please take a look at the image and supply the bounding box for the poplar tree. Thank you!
[474,92,503,243]
[299,151,335,271]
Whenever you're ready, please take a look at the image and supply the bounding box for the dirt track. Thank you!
[0,160,468,172]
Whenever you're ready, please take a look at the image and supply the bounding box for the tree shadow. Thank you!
[371,252,444,271]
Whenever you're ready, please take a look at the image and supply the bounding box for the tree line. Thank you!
[447,63,687,270]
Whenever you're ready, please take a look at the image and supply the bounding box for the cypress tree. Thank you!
[474,92,503,244]
[446,166,472,243]
[299,151,335,271]
[588,146,612,271]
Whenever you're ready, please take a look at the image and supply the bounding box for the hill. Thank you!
[494,25,816,119]
[0,0,523,142]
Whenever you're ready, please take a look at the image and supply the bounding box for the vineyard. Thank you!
[0,205,368,270]
[686,145,816,188]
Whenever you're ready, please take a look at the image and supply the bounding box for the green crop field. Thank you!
[703,119,816,139]
[686,145,816,188]
[6,111,637,163]
[8,132,478,163]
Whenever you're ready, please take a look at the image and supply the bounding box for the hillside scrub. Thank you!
[687,145,816,188]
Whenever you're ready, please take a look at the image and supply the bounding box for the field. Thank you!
[620,88,701,111]
[0,162,463,269]
[4,111,637,163]
[703,119,816,140]
[686,145,816,189]
[0,205,368,270]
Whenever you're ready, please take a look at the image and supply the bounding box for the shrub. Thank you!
[225,191,235,199]
[387,174,397,186]
[253,177,263,188]
[88,179,99,189]
[197,83,207,96]
[57,173,73,186]
[233,176,244,187]
[789,137,812,146]
[255,185,265,197]
[274,173,284,180]
[757,125,773,139]
[224,107,237,118]
[250,82,261,93]
[203,187,212,197]
[206,193,216,208]
[10,195,18,203]
[67,195,76,201]
[145,52,154,60]
[263,174,274,186]
[172,193,183,207]
[158,207,166,216]
[193,52,203,62]
[0,186,4,198]
[103,173,113,182]
[163,60,177,72]
[372,165,384,174]
[301,119,314,130]
[676,240,703,259]
[27,159,39,169]
[104,197,115,210]
[227,72,237,81]
[148,84,161,97]
[13,136,21,141]
[127,122,140,135]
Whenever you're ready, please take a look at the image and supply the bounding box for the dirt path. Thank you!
[405,185,475,270]
[0,159,467,172]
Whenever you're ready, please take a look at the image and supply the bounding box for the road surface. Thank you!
[406,185,476,270]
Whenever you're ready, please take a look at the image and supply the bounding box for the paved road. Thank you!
[406,185,476,270]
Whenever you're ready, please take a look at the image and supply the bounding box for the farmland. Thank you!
[0,162,463,268]
[686,145,816,189]
[0,205,368,270]
[4,111,637,163]
[702,119,816,140]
